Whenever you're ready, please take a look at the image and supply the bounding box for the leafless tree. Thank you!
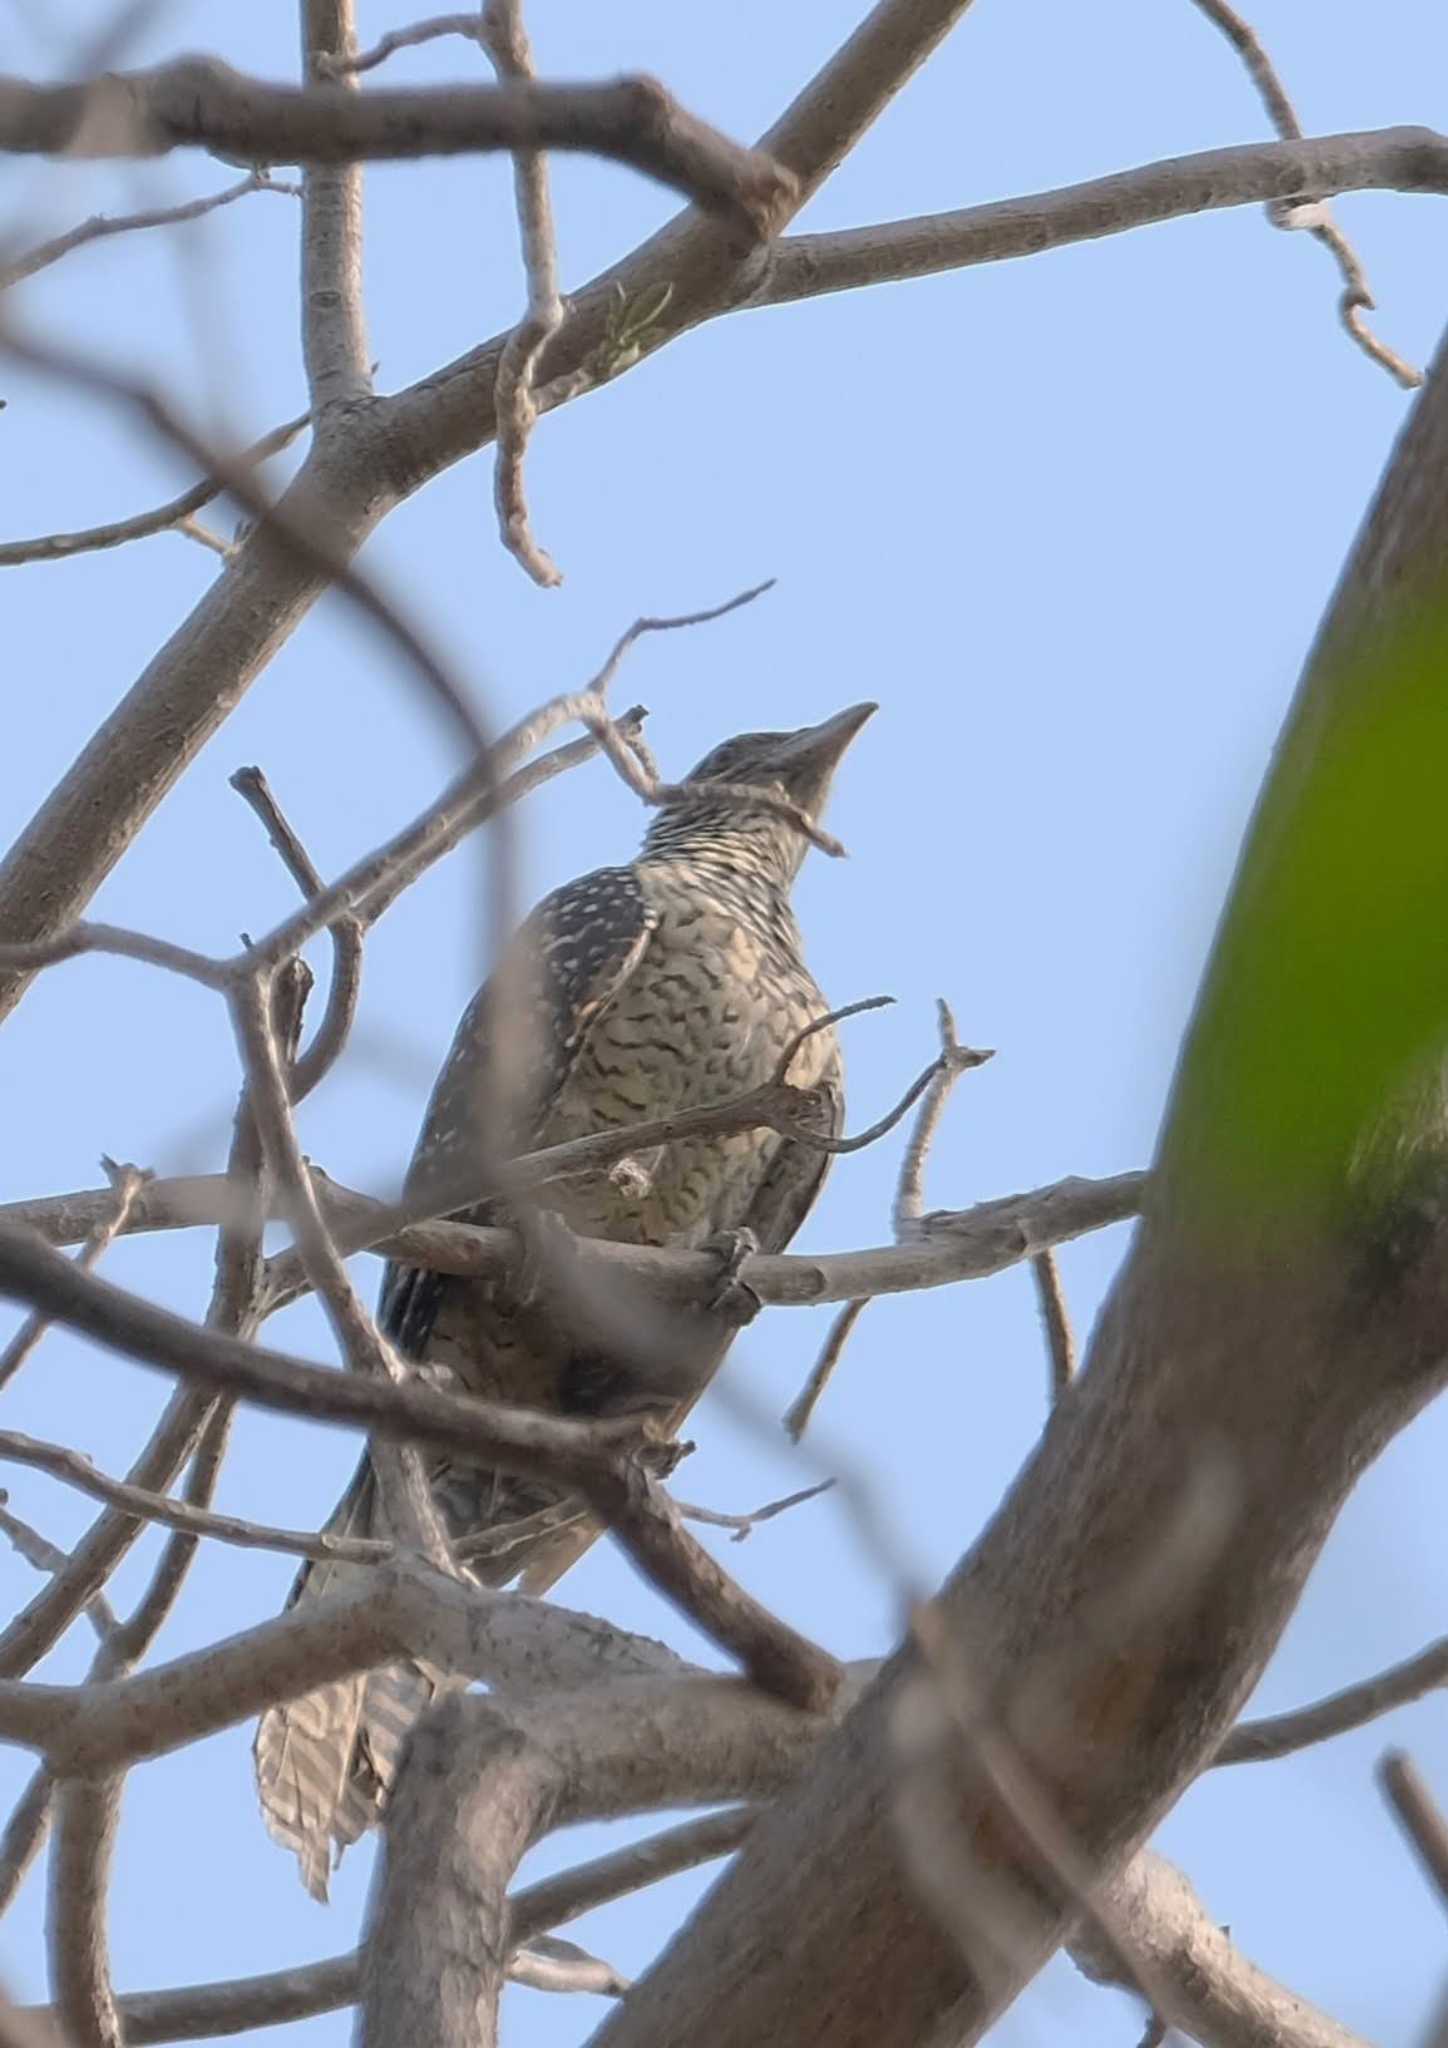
[2,4,1448,2045]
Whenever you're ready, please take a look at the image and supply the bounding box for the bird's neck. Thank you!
[641,810,804,890]
[639,835,802,940]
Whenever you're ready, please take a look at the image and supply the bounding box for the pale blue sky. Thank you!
[3,3,1448,2041]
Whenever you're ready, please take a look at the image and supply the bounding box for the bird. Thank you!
[254,700,875,1898]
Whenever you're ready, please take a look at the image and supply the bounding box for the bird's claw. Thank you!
[701,1227,762,1323]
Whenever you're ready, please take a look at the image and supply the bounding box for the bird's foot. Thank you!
[701,1227,762,1324]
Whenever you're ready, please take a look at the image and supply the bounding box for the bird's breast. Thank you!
[541,871,833,1249]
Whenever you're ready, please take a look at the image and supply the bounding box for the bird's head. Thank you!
[643,702,877,881]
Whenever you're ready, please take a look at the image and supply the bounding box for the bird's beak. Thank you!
[775,701,878,771]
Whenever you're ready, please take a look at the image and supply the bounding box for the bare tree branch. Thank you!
[0,962,305,1685]
[0,1503,116,1643]
[0,409,310,568]
[0,1161,146,1394]
[586,313,1448,2048]
[0,1429,385,1567]
[1031,1249,1076,1404]
[783,1298,869,1441]
[1,1165,1148,1314]
[0,0,974,1026]
[174,516,234,561]
[0,1430,825,1570]
[228,586,767,976]
[1186,0,1421,386]
[893,1000,991,1236]
[49,1775,122,2048]
[507,1940,627,1997]
[229,766,363,1105]
[0,1223,649,1492]
[1074,1850,1370,2048]
[0,1387,211,1679]
[0,1767,52,1921]
[1218,1635,1448,1765]
[0,1560,697,1774]
[481,0,566,585]
[39,971,306,2038]
[0,169,298,292]
[575,1461,842,1713]
[0,64,797,233]
[300,0,372,414]
[675,1480,835,1543]
[0,923,224,986]
[347,710,646,930]
[511,1803,760,1938]
[1379,1751,1448,1915]
[754,0,977,201]
[359,1677,849,2048]
[0,23,1432,1046]
[754,127,1448,312]
[327,14,484,77]
[65,1805,757,2040]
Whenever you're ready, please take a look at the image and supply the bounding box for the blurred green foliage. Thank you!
[1166,603,1448,1226]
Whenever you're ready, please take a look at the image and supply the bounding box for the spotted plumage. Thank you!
[254,702,875,1897]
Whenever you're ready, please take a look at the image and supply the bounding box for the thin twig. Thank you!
[0,1429,383,1568]
[674,1478,836,1543]
[0,326,496,787]
[482,0,565,584]
[1379,1751,1448,1913]
[109,1402,235,1665]
[1217,1634,1448,1764]
[0,1387,213,1678]
[230,977,452,1567]
[893,1000,993,1238]
[261,991,936,1317]
[0,1501,116,1641]
[0,1223,654,1480]
[1031,1248,1077,1404]
[0,1160,147,1391]
[175,516,234,560]
[41,969,304,2043]
[0,409,310,568]
[0,1768,51,1919]
[35,1807,762,2039]
[350,708,645,930]
[0,967,303,1683]
[229,766,363,1105]
[783,1299,869,1442]
[0,168,299,292]
[1187,0,1421,386]
[234,586,768,972]
[323,13,484,76]
[0,921,225,986]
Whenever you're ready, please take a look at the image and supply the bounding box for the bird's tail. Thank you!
[252,1458,450,1902]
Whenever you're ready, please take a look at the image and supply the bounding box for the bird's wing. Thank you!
[516,1048,846,1596]
[255,868,658,1893]
[739,1047,845,1254]
[378,864,659,1361]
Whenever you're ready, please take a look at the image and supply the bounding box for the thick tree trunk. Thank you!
[589,323,1448,2047]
